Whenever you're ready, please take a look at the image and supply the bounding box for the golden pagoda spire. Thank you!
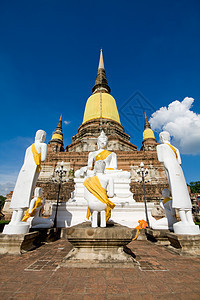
[92,49,111,94]
[98,49,105,69]
[144,112,151,129]
[82,50,120,125]
[143,112,156,141]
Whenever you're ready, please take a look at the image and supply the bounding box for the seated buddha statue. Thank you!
[72,131,133,205]
[75,130,117,178]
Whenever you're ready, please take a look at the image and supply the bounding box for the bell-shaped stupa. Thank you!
[68,50,137,152]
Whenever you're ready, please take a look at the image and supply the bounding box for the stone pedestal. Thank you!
[0,232,39,255]
[145,228,170,245]
[167,232,200,256]
[61,222,137,267]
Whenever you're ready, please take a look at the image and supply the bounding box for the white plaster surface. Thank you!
[51,202,154,228]
[3,222,30,235]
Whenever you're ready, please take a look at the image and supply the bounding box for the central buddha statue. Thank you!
[71,131,134,205]
[75,131,117,178]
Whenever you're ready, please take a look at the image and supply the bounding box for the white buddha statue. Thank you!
[84,160,115,228]
[71,130,134,205]
[157,131,199,234]
[3,130,47,234]
[75,130,117,178]
[22,187,53,229]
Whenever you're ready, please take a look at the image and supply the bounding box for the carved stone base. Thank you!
[145,228,170,245]
[61,222,137,267]
[167,232,200,256]
[0,232,39,255]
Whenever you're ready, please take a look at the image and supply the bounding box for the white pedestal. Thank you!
[173,221,200,235]
[51,202,154,228]
[3,222,30,235]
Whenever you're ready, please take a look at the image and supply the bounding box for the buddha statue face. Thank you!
[97,130,108,150]
[159,131,170,144]
[162,188,170,198]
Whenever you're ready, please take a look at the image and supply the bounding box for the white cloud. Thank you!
[0,173,17,196]
[149,97,200,154]
[64,120,71,125]
[0,182,15,196]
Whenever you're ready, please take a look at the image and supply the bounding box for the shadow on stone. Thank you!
[123,245,136,258]
[29,227,61,246]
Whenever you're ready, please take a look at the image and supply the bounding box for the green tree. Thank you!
[189,181,200,194]
[0,195,6,210]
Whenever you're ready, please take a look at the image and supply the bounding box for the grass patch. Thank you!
[0,220,10,224]
[0,220,10,232]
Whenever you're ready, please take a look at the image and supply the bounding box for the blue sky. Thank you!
[0,0,200,195]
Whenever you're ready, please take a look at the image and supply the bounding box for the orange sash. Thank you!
[83,176,115,222]
[31,143,41,173]
[166,143,178,160]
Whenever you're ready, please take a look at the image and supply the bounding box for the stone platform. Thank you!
[145,228,170,245]
[0,228,61,255]
[61,222,137,267]
[0,232,39,255]
[167,232,200,256]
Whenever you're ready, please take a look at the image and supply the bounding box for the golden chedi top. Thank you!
[143,112,156,141]
[82,49,121,125]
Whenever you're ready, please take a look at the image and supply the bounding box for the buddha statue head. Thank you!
[159,131,170,144]
[97,130,108,150]
[35,130,46,143]
[162,188,170,198]
[34,187,43,198]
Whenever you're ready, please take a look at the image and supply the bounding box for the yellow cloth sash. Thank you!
[31,143,41,173]
[95,150,112,162]
[22,197,43,222]
[83,176,115,222]
[166,143,178,160]
[163,197,171,205]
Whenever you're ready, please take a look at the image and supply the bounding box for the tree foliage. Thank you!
[189,181,200,194]
[0,195,6,210]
